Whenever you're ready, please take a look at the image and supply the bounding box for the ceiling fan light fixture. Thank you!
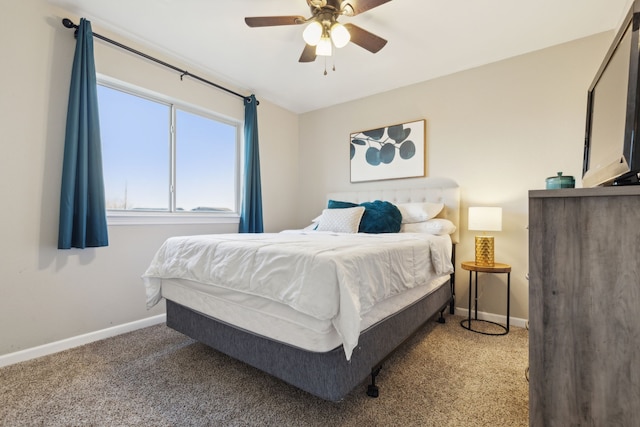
[244,0,390,65]
[316,36,333,56]
[330,22,350,48]
[302,21,323,46]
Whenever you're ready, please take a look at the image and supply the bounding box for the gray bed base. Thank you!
[166,280,452,402]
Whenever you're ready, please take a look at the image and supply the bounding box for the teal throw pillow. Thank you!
[327,199,402,233]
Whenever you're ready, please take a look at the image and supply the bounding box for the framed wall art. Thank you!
[349,119,426,183]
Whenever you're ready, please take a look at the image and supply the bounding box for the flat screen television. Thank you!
[582,0,640,187]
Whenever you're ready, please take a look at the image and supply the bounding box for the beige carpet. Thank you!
[0,315,528,426]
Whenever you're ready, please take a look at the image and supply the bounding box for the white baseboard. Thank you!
[0,314,166,368]
[454,307,528,329]
[0,309,523,369]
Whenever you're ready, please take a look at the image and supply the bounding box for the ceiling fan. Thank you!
[244,0,390,63]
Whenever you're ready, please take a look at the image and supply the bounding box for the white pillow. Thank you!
[401,218,456,235]
[397,202,444,224]
[316,207,365,233]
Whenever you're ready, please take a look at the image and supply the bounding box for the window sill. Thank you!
[106,211,240,226]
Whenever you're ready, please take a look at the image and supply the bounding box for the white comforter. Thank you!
[142,231,453,359]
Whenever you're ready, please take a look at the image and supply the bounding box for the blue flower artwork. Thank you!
[350,119,425,182]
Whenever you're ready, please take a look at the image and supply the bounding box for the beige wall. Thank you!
[297,32,613,321]
[0,0,298,356]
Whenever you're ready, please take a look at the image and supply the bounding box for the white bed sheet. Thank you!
[143,230,453,359]
[161,274,449,354]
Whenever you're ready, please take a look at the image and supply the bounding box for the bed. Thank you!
[143,177,460,401]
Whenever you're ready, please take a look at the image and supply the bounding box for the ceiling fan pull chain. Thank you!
[324,57,328,75]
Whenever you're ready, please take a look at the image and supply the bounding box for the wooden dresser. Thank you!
[528,186,640,426]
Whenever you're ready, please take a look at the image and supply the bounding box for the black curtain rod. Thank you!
[62,18,257,105]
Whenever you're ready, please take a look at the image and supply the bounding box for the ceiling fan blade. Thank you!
[244,16,306,27]
[299,44,317,62]
[341,0,391,16]
[343,23,387,53]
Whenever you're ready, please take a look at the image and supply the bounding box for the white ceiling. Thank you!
[48,0,633,114]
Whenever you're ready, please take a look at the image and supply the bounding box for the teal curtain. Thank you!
[58,18,108,249]
[239,95,264,233]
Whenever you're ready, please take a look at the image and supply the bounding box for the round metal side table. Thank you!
[460,261,511,335]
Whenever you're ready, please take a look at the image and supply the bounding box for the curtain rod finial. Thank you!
[62,18,77,29]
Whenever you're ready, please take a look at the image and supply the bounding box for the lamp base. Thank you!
[475,236,495,267]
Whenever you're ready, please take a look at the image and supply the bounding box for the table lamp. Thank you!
[468,207,502,267]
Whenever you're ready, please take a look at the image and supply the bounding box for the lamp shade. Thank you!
[316,36,333,56]
[330,22,350,48]
[302,21,323,46]
[468,207,502,232]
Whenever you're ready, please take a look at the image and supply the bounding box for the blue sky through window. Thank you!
[97,84,237,212]
[176,109,236,211]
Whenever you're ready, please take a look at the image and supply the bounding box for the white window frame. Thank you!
[97,75,242,226]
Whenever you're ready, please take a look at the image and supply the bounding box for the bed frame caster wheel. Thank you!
[367,384,379,398]
[366,365,382,398]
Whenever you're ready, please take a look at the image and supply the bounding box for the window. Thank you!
[96,79,240,224]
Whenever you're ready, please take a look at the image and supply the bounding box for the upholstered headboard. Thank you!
[326,177,460,244]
